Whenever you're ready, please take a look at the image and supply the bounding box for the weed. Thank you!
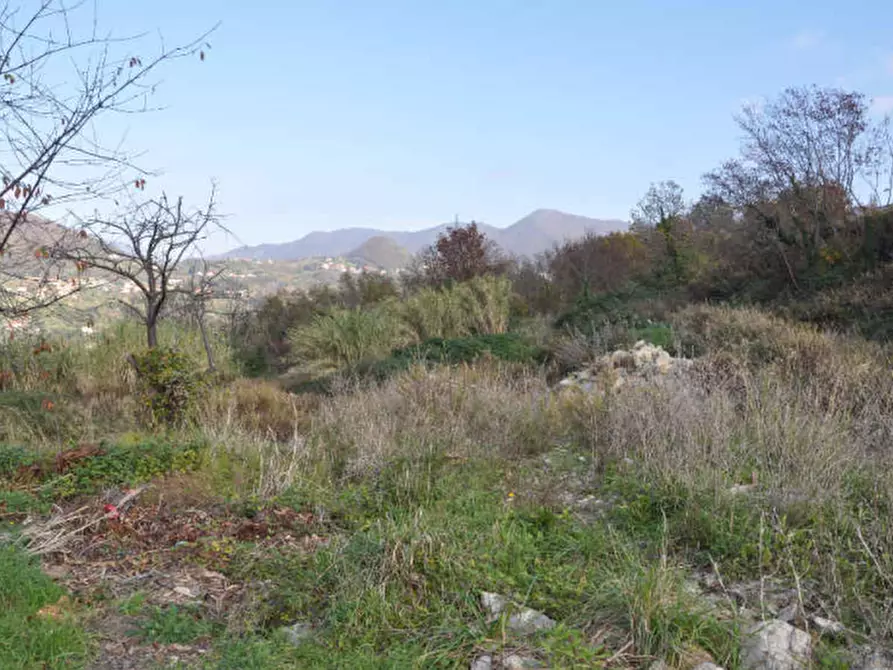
[0,545,88,669]
[135,604,216,644]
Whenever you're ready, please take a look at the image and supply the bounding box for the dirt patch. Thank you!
[28,492,330,669]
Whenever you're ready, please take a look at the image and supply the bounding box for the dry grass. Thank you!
[6,304,893,662]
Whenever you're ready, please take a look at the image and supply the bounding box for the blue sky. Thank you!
[81,0,893,253]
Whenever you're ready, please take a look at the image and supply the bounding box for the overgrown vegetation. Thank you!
[3,83,893,668]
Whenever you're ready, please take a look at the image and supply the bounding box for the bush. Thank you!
[131,347,204,426]
[289,304,411,373]
[401,275,513,341]
[554,283,654,335]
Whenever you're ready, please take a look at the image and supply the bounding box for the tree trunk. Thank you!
[198,316,216,372]
[147,318,158,349]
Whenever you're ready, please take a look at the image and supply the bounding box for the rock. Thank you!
[556,342,691,395]
[692,664,725,670]
[480,592,556,635]
[810,615,844,636]
[501,654,544,669]
[282,622,314,646]
[741,619,811,670]
[648,662,670,670]
[853,647,893,670]
[775,604,800,623]
[470,654,493,670]
[481,591,511,617]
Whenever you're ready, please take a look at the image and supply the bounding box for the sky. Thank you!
[52,0,893,253]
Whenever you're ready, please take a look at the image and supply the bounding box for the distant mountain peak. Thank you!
[213,210,628,262]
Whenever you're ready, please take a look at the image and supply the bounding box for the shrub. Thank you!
[289,304,411,373]
[131,347,204,426]
[401,275,513,341]
[554,283,653,335]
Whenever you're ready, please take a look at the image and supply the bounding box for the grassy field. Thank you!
[0,298,892,668]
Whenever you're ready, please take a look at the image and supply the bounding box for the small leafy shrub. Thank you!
[0,444,36,478]
[131,347,203,426]
[37,437,206,499]
[0,489,48,515]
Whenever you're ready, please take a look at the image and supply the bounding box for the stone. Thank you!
[853,647,893,670]
[282,622,314,646]
[480,591,556,635]
[775,604,800,623]
[741,619,811,670]
[810,615,844,636]
[470,654,493,670]
[692,664,725,670]
[501,654,544,669]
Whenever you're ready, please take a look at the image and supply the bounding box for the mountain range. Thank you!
[214,209,628,262]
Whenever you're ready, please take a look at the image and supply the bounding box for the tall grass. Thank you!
[287,276,515,374]
[0,320,236,447]
[401,275,513,341]
[289,304,412,373]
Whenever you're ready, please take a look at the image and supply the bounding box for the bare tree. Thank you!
[0,1,217,317]
[704,86,893,286]
[174,258,225,371]
[65,186,222,348]
[630,180,687,230]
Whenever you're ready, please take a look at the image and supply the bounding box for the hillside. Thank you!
[345,236,411,270]
[215,209,627,261]
[0,214,102,278]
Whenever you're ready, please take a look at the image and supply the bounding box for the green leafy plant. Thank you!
[131,347,203,426]
[135,604,215,644]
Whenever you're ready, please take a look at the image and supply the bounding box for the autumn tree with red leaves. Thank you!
[409,221,507,288]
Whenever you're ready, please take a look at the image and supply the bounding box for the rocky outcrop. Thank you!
[557,341,692,395]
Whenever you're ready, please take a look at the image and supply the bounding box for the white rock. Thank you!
[501,654,544,669]
[469,654,493,670]
[741,620,811,670]
[810,615,844,636]
[692,664,725,670]
[854,648,893,670]
[480,591,510,617]
[480,591,556,635]
[282,622,314,646]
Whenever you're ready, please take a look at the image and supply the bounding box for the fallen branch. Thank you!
[18,485,150,556]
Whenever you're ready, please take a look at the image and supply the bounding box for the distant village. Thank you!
[1,254,407,338]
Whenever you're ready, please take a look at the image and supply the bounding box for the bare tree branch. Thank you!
[62,184,222,348]
[0,1,218,318]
